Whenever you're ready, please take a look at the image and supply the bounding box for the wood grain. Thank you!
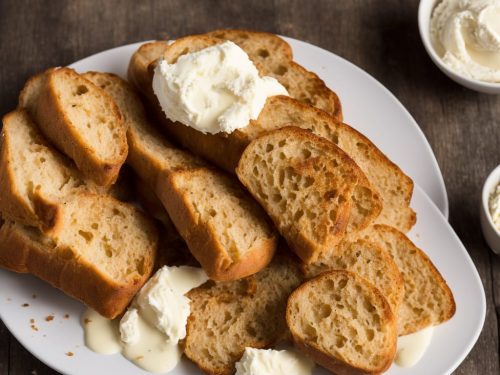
[0,0,499,374]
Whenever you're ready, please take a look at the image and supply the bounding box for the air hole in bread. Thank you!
[78,230,93,243]
[258,49,270,58]
[274,65,288,76]
[76,85,89,95]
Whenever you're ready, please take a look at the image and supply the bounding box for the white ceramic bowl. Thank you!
[418,0,500,94]
[480,164,500,254]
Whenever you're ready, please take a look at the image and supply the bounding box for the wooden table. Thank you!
[0,0,499,374]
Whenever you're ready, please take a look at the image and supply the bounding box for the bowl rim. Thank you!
[418,0,500,90]
[481,164,500,236]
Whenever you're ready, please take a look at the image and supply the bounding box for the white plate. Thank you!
[69,38,449,218]
[1,39,476,375]
[0,185,485,375]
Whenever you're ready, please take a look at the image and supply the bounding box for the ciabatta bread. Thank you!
[286,270,397,375]
[185,251,303,375]
[19,68,128,186]
[236,127,366,263]
[0,193,158,319]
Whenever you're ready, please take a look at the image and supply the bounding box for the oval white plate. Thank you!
[69,38,449,218]
[1,39,476,375]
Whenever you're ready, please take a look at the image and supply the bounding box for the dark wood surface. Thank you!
[0,0,499,374]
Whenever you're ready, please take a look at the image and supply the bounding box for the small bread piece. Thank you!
[19,68,128,186]
[0,110,101,230]
[85,71,277,281]
[185,252,303,375]
[304,238,404,313]
[354,224,456,335]
[236,127,363,263]
[0,194,158,319]
[286,270,397,375]
[157,168,277,281]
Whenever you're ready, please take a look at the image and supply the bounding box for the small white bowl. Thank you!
[480,164,500,254]
[418,0,500,94]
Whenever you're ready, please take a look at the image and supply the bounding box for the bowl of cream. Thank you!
[419,0,500,93]
[480,164,500,254]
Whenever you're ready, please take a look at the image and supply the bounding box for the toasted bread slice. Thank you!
[85,71,277,281]
[158,167,277,281]
[0,110,103,230]
[304,238,404,313]
[0,193,158,319]
[185,251,303,375]
[236,127,364,263]
[19,68,128,186]
[286,270,397,375]
[354,224,456,335]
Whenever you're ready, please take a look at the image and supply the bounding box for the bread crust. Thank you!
[157,168,277,281]
[286,270,397,375]
[33,68,128,186]
[0,220,156,319]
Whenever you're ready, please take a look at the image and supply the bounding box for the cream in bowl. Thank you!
[480,164,500,254]
[430,0,500,83]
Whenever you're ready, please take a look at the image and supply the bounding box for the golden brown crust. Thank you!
[156,168,277,281]
[0,220,154,318]
[127,40,169,94]
[32,68,127,186]
[286,270,397,375]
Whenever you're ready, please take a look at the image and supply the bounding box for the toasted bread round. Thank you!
[286,270,397,375]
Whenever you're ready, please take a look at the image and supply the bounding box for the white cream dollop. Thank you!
[119,308,140,344]
[431,0,500,82]
[152,41,289,134]
[235,348,315,375]
[489,182,500,230]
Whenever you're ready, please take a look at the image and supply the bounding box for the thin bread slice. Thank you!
[85,71,277,281]
[354,224,456,335]
[19,68,128,186]
[286,270,397,375]
[0,110,102,230]
[157,167,278,281]
[185,251,303,375]
[304,238,404,313]
[0,193,158,319]
[236,127,363,264]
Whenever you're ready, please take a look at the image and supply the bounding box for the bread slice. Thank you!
[286,270,397,375]
[19,68,128,186]
[85,71,277,281]
[158,167,278,281]
[185,251,303,375]
[0,110,102,230]
[304,238,404,313]
[0,193,158,319]
[236,127,364,263]
[354,224,456,335]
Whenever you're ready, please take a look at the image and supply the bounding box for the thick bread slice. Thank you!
[185,252,303,375]
[0,110,102,230]
[127,40,169,98]
[286,270,397,375]
[157,168,277,281]
[304,238,404,313]
[236,127,362,264]
[19,68,128,186]
[354,224,456,335]
[0,194,158,319]
[85,71,277,281]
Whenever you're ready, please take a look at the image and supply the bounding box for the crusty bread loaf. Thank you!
[354,224,456,335]
[0,110,102,231]
[185,251,303,375]
[286,270,397,375]
[236,127,366,263]
[19,68,128,186]
[158,167,277,281]
[85,71,277,281]
[304,238,404,313]
[0,193,158,319]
